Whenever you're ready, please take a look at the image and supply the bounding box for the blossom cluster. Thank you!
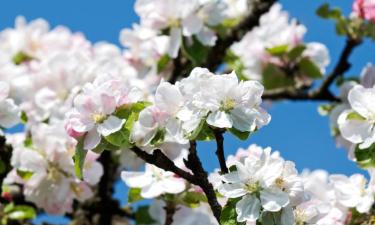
[0,0,375,224]
[4,122,103,215]
[229,3,330,88]
[214,144,375,225]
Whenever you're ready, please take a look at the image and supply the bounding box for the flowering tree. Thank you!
[1,0,375,225]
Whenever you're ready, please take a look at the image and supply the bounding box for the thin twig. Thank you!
[213,129,228,174]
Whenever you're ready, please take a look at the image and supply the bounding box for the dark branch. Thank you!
[183,141,222,222]
[164,201,177,225]
[213,129,228,174]
[129,147,198,184]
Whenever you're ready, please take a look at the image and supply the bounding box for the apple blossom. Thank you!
[121,163,186,198]
[4,122,103,215]
[65,73,144,150]
[0,81,20,134]
[338,84,375,149]
[217,145,303,223]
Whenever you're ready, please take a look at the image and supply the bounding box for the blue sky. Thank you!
[1,0,374,224]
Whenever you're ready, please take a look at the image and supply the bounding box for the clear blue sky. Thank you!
[1,0,374,224]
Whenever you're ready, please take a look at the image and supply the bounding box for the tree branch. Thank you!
[129,147,198,184]
[183,141,222,222]
[213,129,228,174]
[164,201,177,225]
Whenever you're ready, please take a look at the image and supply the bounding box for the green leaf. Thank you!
[23,137,32,148]
[266,45,289,56]
[220,198,240,225]
[196,123,215,141]
[316,4,342,20]
[287,45,306,61]
[20,111,28,124]
[128,188,143,203]
[157,54,170,73]
[354,144,375,168]
[181,191,208,208]
[182,37,209,66]
[7,205,36,220]
[73,138,87,179]
[104,128,131,148]
[298,58,323,79]
[16,170,33,181]
[346,112,366,121]
[262,63,295,90]
[229,128,251,141]
[135,206,156,225]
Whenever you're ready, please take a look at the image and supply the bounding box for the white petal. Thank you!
[182,14,203,36]
[348,85,375,119]
[121,171,153,188]
[236,195,261,222]
[338,110,373,146]
[155,82,183,113]
[260,188,289,212]
[84,129,101,150]
[97,116,125,136]
[141,182,164,198]
[83,161,103,185]
[206,111,233,128]
[280,206,295,225]
[218,183,247,198]
[168,27,182,58]
[0,82,10,101]
[196,27,217,46]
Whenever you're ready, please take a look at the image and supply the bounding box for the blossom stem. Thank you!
[213,129,228,174]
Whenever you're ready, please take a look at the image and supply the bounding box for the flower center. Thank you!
[245,181,260,193]
[220,98,236,111]
[275,177,285,189]
[91,113,106,124]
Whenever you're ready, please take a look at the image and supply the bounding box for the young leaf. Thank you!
[262,63,294,90]
[266,45,289,56]
[128,188,143,203]
[135,205,156,225]
[181,191,208,208]
[354,144,375,168]
[220,198,240,225]
[287,45,306,61]
[7,205,36,220]
[16,170,34,181]
[346,111,366,121]
[157,54,170,73]
[229,128,251,141]
[298,58,323,79]
[74,138,87,179]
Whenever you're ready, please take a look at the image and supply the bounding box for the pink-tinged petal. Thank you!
[84,129,101,150]
[100,93,117,115]
[74,94,97,115]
